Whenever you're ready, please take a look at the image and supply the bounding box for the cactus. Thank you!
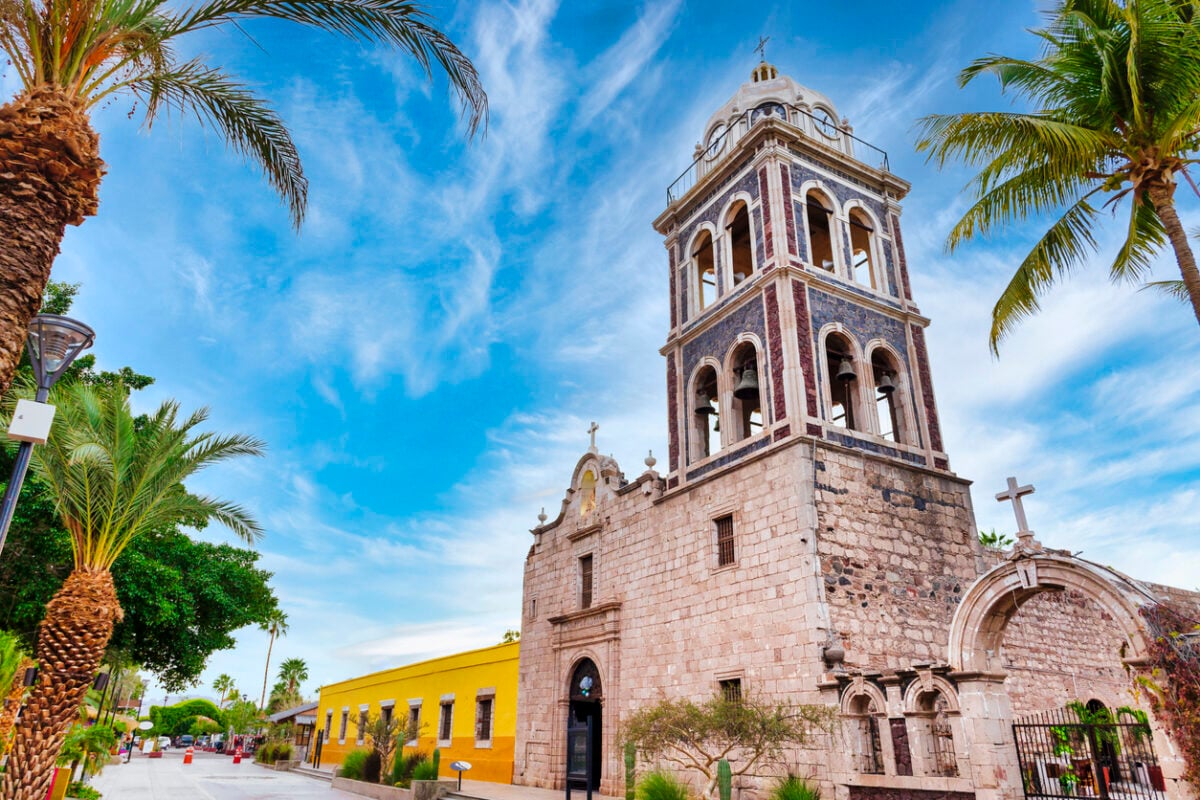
[432,747,440,777]
[717,758,732,800]
[624,741,636,800]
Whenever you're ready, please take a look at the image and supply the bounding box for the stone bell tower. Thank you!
[515,62,985,797]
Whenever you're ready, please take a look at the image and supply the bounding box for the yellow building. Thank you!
[314,641,519,784]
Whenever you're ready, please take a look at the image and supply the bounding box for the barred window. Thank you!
[356,709,368,745]
[338,709,348,743]
[719,678,742,703]
[716,515,735,567]
[439,701,454,742]
[476,696,494,743]
[324,710,332,741]
[406,704,421,746]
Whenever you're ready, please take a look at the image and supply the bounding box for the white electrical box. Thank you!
[7,399,56,444]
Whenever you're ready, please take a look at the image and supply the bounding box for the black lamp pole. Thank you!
[0,314,95,558]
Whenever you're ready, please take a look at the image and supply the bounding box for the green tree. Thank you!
[56,721,117,779]
[624,695,830,800]
[149,699,224,737]
[621,693,834,800]
[354,711,402,785]
[916,0,1200,352]
[258,608,289,710]
[278,657,308,697]
[978,528,1015,549]
[224,697,262,736]
[213,674,236,710]
[0,382,264,800]
[0,0,487,397]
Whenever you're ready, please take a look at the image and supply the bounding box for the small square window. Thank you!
[716,515,735,567]
[719,678,742,703]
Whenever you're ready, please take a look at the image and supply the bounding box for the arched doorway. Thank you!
[944,552,1181,800]
[567,658,603,791]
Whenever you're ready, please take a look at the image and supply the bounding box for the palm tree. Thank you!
[0,382,264,800]
[0,0,487,395]
[212,673,236,710]
[916,0,1200,353]
[0,631,31,755]
[258,608,288,710]
[277,657,308,697]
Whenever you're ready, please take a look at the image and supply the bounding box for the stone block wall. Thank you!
[813,446,979,670]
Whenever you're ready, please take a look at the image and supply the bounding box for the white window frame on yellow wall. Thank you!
[438,694,455,746]
[356,704,369,745]
[406,699,422,746]
[475,688,496,748]
[324,709,332,742]
[338,707,349,745]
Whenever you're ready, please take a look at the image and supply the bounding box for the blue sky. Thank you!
[4,0,1199,706]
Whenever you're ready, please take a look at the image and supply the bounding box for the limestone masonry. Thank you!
[514,62,1200,800]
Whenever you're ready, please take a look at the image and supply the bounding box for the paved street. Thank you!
[88,750,359,799]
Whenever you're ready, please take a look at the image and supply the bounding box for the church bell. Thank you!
[876,371,896,394]
[835,358,856,382]
[695,392,717,415]
[733,367,760,400]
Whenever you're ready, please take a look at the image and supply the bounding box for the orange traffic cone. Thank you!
[233,747,242,764]
[184,747,194,765]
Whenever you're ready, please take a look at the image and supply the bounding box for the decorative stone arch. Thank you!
[948,552,1156,674]
[839,679,890,777]
[839,679,888,716]
[723,333,768,440]
[567,452,621,519]
[797,180,841,274]
[902,673,961,714]
[686,222,720,315]
[841,199,888,292]
[946,551,1171,800]
[564,653,606,792]
[862,338,917,445]
[686,357,724,462]
[719,191,757,288]
[817,323,867,431]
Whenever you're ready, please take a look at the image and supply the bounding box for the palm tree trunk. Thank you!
[0,658,34,755]
[260,631,275,710]
[0,86,104,394]
[0,569,122,800]
[1147,181,1200,328]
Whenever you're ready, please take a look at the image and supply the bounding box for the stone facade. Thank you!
[514,64,1200,800]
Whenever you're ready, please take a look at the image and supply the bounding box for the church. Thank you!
[512,61,1199,800]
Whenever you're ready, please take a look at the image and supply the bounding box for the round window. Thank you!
[704,124,726,160]
[812,108,838,138]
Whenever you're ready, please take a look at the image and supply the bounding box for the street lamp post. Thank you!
[0,314,95,558]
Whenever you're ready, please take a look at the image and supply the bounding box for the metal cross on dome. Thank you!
[587,421,599,453]
[755,35,770,61]
[995,476,1036,543]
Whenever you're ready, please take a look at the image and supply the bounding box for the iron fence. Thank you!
[1013,707,1163,800]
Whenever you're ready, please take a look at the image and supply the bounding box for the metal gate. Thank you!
[1013,708,1164,800]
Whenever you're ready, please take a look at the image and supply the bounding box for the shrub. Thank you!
[67,782,102,800]
[411,759,438,781]
[770,775,821,800]
[636,771,690,800]
[363,751,382,783]
[275,743,293,762]
[391,750,429,787]
[339,749,371,781]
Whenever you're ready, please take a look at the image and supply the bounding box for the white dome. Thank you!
[701,62,842,146]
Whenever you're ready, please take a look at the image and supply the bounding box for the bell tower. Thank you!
[653,61,949,487]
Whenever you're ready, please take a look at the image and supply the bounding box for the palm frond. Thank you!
[916,111,1112,171]
[990,199,1100,354]
[125,60,306,227]
[167,0,487,136]
[25,381,266,570]
[1110,198,1167,282]
[1140,279,1190,300]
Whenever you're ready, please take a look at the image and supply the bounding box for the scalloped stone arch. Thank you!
[839,680,887,715]
[947,552,1157,674]
[902,674,961,714]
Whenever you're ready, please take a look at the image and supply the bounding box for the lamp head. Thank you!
[27,314,95,392]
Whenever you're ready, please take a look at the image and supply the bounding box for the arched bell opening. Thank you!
[824,333,862,431]
[728,342,763,442]
[690,365,721,462]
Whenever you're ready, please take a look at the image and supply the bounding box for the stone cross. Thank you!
[755,35,770,61]
[587,421,599,453]
[995,476,1035,542]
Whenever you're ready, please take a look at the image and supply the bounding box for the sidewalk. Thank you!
[453,778,619,800]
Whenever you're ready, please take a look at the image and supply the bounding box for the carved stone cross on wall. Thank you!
[995,476,1035,544]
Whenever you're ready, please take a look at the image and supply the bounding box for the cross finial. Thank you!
[995,476,1036,544]
[587,421,599,453]
[754,35,770,62]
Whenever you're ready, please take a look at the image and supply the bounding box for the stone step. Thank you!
[290,765,334,782]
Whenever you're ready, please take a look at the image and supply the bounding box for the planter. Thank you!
[331,776,416,799]
[411,779,456,800]
[147,751,163,759]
